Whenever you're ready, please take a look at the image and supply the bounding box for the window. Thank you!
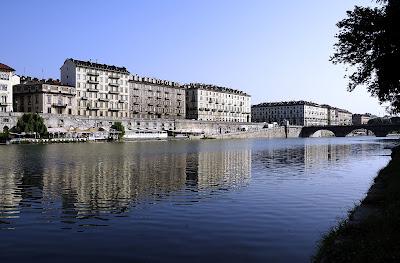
[48,108,51,113]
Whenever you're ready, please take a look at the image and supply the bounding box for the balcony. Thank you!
[0,101,9,106]
[87,105,100,110]
[88,88,99,92]
[109,107,121,112]
[87,71,99,76]
[52,102,67,108]
[109,89,119,94]
[109,75,120,79]
[98,98,109,102]
[87,79,99,84]
[118,99,126,103]
[108,83,119,87]
[81,96,88,100]
[133,102,140,105]
[148,103,154,106]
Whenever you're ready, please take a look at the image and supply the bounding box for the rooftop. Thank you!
[19,76,73,87]
[252,100,321,107]
[65,58,130,74]
[184,83,250,97]
[252,100,352,113]
[0,63,15,72]
[129,74,181,88]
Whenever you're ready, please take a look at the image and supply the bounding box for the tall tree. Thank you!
[14,113,48,137]
[331,0,400,113]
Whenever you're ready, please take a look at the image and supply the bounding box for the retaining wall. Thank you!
[0,113,301,138]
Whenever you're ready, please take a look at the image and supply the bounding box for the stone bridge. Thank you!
[301,124,400,137]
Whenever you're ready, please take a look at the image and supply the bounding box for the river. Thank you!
[0,137,397,262]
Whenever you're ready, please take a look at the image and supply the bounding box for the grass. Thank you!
[313,146,400,263]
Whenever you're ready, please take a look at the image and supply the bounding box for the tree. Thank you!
[14,113,48,137]
[331,0,400,113]
[111,121,125,140]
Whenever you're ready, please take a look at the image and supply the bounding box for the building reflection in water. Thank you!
[186,146,252,190]
[254,140,378,173]
[0,142,252,227]
[2,140,373,228]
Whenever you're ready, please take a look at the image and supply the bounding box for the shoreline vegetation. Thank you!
[313,145,400,262]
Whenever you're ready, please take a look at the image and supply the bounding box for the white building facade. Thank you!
[0,63,20,112]
[13,78,77,115]
[129,75,185,119]
[185,83,251,122]
[61,59,130,118]
[251,101,352,126]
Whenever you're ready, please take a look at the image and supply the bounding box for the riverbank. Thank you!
[313,145,400,262]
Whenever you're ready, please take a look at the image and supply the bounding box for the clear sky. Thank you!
[1,0,387,115]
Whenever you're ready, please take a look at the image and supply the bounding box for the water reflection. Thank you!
[186,148,252,190]
[253,140,381,173]
[0,139,387,229]
[0,142,253,227]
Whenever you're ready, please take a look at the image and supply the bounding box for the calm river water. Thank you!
[0,137,397,262]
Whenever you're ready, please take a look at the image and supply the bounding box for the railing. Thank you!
[87,71,99,76]
[87,88,99,92]
[109,89,119,94]
[87,79,99,84]
[52,103,67,108]
[87,106,100,110]
[109,75,120,79]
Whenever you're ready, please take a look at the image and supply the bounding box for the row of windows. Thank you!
[77,110,129,118]
[194,90,250,101]
[0,73,10,80]
[77,74,129,86]
[77,82,129,92]
[79,101,127,109]
[77,91,128,101]
[77,67,128,78]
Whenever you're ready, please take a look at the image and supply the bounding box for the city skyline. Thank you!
[1,0,386,115]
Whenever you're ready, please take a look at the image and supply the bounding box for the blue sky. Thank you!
[1,0,386,115]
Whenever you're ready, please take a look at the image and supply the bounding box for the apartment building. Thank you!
[336,108,353,125]
[129,75,185,119]
[251,101,328,126]
[252,101,353,126]
[352,113,371,125]
[61,59,130,118]
[13,77,76,115]
[325,105,353,125]
[185,83,251,122]
[0,63,20,112]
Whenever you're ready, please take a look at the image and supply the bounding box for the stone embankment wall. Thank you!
[0,112,302,138]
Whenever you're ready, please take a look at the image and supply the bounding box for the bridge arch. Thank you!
[300,125,399,138]
[307,129,335,137]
